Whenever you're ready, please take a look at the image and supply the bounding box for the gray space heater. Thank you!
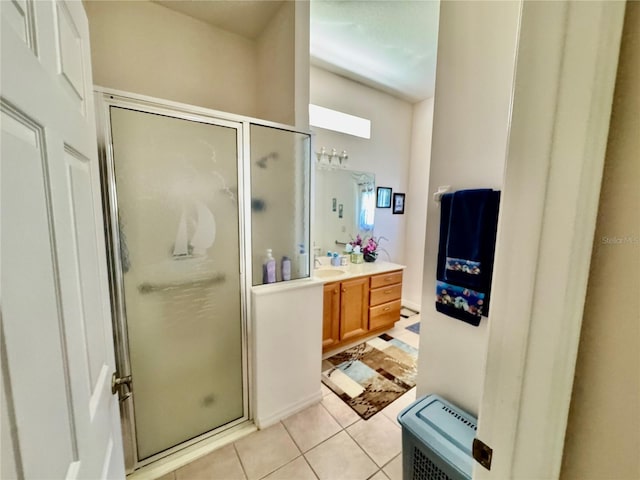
[398,394,477,480]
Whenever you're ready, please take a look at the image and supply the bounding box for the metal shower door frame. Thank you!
[94,88,295,472]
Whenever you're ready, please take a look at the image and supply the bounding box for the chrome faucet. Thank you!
[314,256,322,268]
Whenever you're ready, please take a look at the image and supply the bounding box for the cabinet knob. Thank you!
[384,306,391,311]
[384,289,392,294]
[342,288,346,293]
[334,288,339,294]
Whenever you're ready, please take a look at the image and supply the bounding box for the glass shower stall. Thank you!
[96,90,311,472]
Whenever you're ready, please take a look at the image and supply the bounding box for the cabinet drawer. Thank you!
[369,300,402,330]
[369,283,402,307]
[370,270,403,289]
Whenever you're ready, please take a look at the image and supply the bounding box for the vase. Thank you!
[363,252,377,263]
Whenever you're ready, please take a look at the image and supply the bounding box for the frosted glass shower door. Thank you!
[109,107,245,461]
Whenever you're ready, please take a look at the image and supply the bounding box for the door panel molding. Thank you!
[1,98,79,476]
[54,0,86,111]
[1,0,125,475]
[0,0,37,54]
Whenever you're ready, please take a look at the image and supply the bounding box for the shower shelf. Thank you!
[138,273,226,294]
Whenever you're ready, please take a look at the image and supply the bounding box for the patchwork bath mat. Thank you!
[321,334,418,420]
[400,307,419,318]
[406,322,420,334]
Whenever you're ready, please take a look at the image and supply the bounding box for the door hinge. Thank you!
[472,438,493,471]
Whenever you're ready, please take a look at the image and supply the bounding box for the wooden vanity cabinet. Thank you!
[322,270,403,353]
[339,277,370,342]
[322,282,341,350]
[368,271,403,331]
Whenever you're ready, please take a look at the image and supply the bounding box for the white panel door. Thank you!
[1,1,124,478]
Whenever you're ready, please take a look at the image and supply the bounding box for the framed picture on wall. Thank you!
[376,187,392,208]
[392,193,405,214]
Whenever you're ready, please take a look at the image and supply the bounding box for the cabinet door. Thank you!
[322,282,341,350]
[340,277,370,342]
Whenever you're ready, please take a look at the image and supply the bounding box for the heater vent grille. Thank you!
[441,405,477,431]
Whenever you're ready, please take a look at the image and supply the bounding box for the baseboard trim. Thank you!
[254,389,323,429]
[402,299,421,313]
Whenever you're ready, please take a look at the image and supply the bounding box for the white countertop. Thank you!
[251,260,405,295]
[312,260,406,283]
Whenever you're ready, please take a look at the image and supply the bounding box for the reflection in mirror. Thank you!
[315,168,375,255]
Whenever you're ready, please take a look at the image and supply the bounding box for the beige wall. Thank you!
[561,3,640,479]
[294,0,310,129]
[84,0,306,127]
[84,1,258,116]
[256,2,295,125]
[416,0,520,415]
[403,97,434,310]
[310,66,413,267]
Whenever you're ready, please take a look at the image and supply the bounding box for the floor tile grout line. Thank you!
[252,421,303,480]
[255,454,319,480]
[303,428,380,480]
[282,402,345,454]
[279,418,307,454]
[367,469,385,480]
[232,441,250,480]
[300,427,345,454]
[342,421,387,471]
[281,410,343,455]
[318,394,359,430]
[344,413,404,470]
[300,452,321,480]
[379,452,402,473]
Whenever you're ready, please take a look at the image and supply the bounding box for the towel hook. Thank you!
[433,185,452,203]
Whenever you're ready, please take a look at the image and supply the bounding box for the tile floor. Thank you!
[158,314,421,480]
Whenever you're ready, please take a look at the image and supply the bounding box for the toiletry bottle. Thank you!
[296,244,308,277]
[263,249,276,284]
[282,256,291,281]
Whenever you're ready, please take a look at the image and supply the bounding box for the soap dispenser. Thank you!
[263,249,276,284]
[281,256,291,281]
[296,244,308,277]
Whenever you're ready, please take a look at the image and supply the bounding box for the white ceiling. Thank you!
[155,0,440,103]
[310,1,440,103]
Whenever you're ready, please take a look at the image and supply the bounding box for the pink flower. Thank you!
[350,235,382,256]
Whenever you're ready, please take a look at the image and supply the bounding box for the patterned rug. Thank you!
[321,334,418,420]
[406,322,420,334]
[400,307,419,318]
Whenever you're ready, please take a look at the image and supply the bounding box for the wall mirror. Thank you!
[314,168,375,255]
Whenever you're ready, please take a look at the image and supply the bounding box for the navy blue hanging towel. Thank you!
[435,189,500,326]
[444,189,499,289]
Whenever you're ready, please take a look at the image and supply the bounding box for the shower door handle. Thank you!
[111,372,132,399]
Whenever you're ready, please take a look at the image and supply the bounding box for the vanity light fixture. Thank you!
[316,147,349,170]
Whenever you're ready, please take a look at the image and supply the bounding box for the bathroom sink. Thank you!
[314,269,346,279]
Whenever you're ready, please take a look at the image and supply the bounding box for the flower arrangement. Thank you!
[345,234,387,262]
